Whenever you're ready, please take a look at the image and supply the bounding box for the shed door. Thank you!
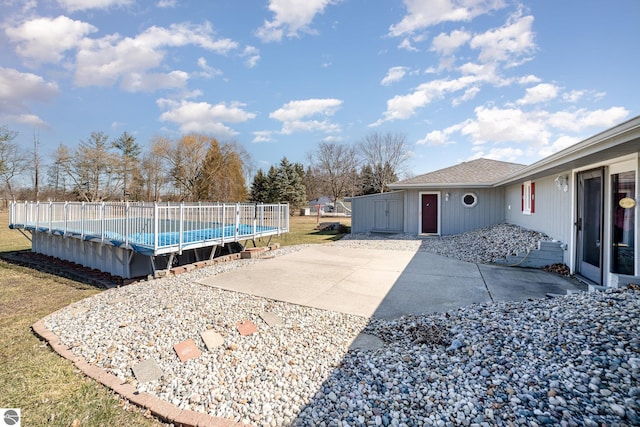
[421,194,438,234]
[374,200,387,230]
[374,199,403,232]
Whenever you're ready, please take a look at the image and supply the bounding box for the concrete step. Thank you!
[494,240,564,268]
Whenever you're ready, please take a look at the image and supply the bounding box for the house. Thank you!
[350,115,640,288]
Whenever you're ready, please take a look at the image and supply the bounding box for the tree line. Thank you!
[0,124,411,210]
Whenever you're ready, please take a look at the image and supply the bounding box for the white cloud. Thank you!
[470,13,536,64]
[253,130,274,143]
[452,86,480,106]
[5,15,97,64]
[196,57,222,79]
[461,106,551,145]
[56,0,133,12]
[562,89,585,103]
[518,74,541,84]
[158,98,256,136]
[381,66,410,86]
[4,113,48,127]
[422,105,630,163]
[546,107,629,132]
[136,22,237,53]
[431,29,471,55]
[242,46,261,68]
[0,67,58,127]
[471,146,524,162]
[74,22,238,91]
[372,74,481,124]
[389,0,506,37]
[269,98,342,135]
[398,38,418,51]
[256,0,335,42]
[2,0,37,13]
[121,70,189,92]
[537,135,580,158]
[156,0,177,7]
[417,129,455,146]
[517,83,559,105]
[270,98,341,121]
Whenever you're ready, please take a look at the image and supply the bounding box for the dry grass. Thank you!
[0,209,350,426]
[0,210,164,427]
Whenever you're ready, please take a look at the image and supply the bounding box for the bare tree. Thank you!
[141,138,169,201]
[358,132,410,193]
[56,131,119,201]
[308,142,359,204]
[0,125,29,200]
[47,144,72,200]
[32,130,41,200]
[157,134,209,201]
[112,131,141,200]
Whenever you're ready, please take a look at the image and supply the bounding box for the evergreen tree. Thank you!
[112,131,141,200]
[265,165,279,203]
[250,169,271,202]
[359,164,377,195]
[274,157,306,209]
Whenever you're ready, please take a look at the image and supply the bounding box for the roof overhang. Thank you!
[495,115,640,186]
[388,182,494,190]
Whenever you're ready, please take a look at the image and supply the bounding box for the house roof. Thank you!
[389,158,526,189]
[496,114,640,185]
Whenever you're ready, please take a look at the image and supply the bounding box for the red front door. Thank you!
[421,194,438,234]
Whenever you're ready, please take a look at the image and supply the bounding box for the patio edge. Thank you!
[31,319,250,427]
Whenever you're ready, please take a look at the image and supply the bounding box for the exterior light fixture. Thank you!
[554,175,568,192]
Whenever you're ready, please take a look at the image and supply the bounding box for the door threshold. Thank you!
[575,274,606,291]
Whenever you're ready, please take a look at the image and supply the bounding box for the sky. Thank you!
[1,0,639,180]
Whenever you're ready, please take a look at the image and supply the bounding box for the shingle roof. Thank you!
[391,158,526,187]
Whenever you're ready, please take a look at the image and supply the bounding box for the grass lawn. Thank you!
[0,209,350,426]
[263,214,351,247]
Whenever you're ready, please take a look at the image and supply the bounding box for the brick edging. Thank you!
[31,319,248,427]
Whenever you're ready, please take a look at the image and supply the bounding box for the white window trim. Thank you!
[523,180,532,215]
[461,192,478,208]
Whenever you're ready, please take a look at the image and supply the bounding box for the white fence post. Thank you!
[179,202,184,254]
[125,202,130,247]
[235,203,240,241]
[153,202,159,255]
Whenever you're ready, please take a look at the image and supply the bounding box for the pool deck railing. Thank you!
[9,201,289,256]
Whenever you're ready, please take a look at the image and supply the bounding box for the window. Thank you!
[611,171,635,275]
[522,181,535,214]
[462,192,478,208]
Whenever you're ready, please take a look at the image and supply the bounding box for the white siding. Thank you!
[504,173,573,250]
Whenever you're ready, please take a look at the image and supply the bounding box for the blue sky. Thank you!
[1,0,639,179]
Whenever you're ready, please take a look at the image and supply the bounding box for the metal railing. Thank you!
[9,201,289,256]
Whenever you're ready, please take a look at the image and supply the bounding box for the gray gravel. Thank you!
[339,223,551,264]
[43,224,639,426]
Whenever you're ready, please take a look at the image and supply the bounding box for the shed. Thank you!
[350,158,525,235]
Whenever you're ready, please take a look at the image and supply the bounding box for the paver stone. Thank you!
[200,330,224,351]
[132,359,164,383]
[236,320,257,336]
[260,311,283,327]
[173,339,202,362]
